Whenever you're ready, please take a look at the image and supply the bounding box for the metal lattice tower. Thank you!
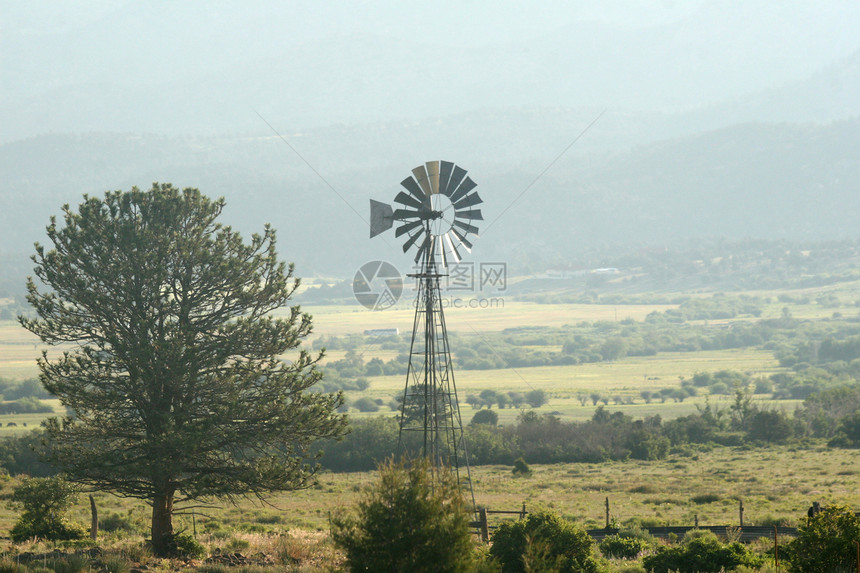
[369,161,483,508]
[398,241,475,507]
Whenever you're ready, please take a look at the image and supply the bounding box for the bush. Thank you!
[598,535,646,560]
[0,430,58,476]
[9,476,87,542]
[0,397,54,415]
[100,511,137,533]
[158,532,205,559]
[525,389,548,408]
[598,531,653,560]
[642,531,763,573]
[331,457,475,573]
[470,409,499,426]
[352,397,380,413]
[747,409,793,443]
[786,504,860,572]
[511,457,531,476]
[489,510,601,573]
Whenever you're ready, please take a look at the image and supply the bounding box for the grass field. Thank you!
[0,442,849,550]
[0,296,790,428]
[305,300,680,338]
[343,347,786,424]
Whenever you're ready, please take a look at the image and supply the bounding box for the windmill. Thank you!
[370,160,482,505]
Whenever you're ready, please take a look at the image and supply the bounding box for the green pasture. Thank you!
[343,347,784,423]
[1,299,789,427]
[0,321,44,380]
[0,443,852,548]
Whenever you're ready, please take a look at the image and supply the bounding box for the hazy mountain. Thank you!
[2,116,857,298]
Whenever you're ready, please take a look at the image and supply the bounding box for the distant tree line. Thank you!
[7,380,860,476]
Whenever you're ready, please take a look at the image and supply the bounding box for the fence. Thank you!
[473,499,800,545]
[473,504,528,542]
[587,525,798,543]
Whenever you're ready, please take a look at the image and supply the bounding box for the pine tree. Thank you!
[22,184,346,556]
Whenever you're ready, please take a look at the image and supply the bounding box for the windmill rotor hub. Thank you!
[369,160,483,266]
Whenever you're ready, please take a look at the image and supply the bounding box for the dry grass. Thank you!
[0,443,850,551]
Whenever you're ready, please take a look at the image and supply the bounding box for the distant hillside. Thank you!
[1,117,858,297]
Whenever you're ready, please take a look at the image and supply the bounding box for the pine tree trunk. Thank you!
[151,489,175,556]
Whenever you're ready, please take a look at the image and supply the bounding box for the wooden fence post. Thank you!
[520,503,527,520]
[739,499,744,527]
[605,497,610,529]
[479,508,489,543]
[694,514,698,528]
[89,495,98,541]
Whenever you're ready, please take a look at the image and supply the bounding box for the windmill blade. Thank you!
[437,235,447,268]
[395,219,424,238]
[445,165,467,197]
[449,176,477,203]
[402,228,424,253]
[453,219,479,235]
[400,176,429,206]
[394,191,425,210]
[453,191,482,210]
[452,228,473,251]
[444,231,462,263]
[439,161,455,196]
[369,199,394,238]
[426,161,440,194]
[455,209,483,221]
[393,208,423,221]
[412,165,433,197]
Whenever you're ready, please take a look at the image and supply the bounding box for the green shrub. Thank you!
[253,513,282,524]
[691,493,721,504]
[641,531,763,573]
[352,397,380,413]
[598,534,650,559]
[785,503,860,572]
[512,457,531,476]
[489,510,602,573]
[100,511,137,533]
[9,476,87,542]
[331,457,476,573]
[155,532,205,559]
[470,409,499,426]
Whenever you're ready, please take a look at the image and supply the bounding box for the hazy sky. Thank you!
[2,1,858,141]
